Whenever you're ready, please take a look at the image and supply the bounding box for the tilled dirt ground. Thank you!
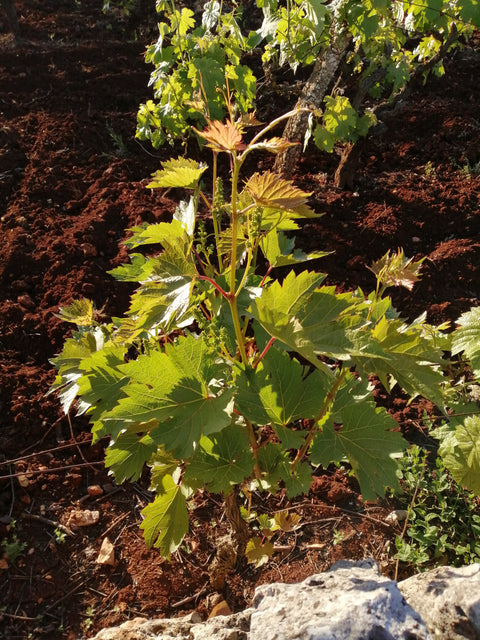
[1,2,479,638]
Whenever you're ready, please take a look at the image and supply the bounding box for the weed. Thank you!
[1,520,26,565]
[394,445,480,571]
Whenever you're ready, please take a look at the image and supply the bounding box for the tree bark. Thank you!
[273,33,351,177]
[223,489,250,554]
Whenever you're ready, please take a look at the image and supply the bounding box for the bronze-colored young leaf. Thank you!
[245,171,313,214]
[369,248,424,291]
[194,119,245,153]
[274,510,301,532]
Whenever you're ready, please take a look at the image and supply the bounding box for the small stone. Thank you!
[208,600,232,618]
[96,537,115,566]
[65,509,100,529]
[385,509,408,524]
[17,473,29,487]
[87,484,103,497]
[17,294,35,310]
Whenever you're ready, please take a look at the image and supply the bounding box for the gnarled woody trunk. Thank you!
[273,33,351,178]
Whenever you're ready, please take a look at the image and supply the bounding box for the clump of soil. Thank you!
[1,2,479,638]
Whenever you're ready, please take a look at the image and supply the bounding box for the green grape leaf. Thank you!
[147,157,207,189]
[250,271,361,364]
[123,219,188,250]
[105,335,234,458]
[260,230,329,268]
[183,422,255,493]
[245,536,274,567]
[310,400,405,500]
[148,447,180,493]
[313,125,336,153]
[255,442,312,497]
[281,460,313,498]
[439,416,480,494]
[108,253,150,282]
[55,298,94,326]
[140,474,189,557]
[451,307,480,377]
[351,316,446,405]
[49,327,107,413]
[75,345,128,441]
[105,431,158,484]
[235,348,329,432]
[171,7,195,36]
[151,386,235,459]
[128,246,196,331]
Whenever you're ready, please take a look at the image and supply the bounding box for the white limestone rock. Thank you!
[91,609,253,640]
[399,563,480,640]
[250,559,431,640]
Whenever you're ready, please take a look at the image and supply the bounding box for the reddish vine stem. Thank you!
[197,275,230,300]
[253,337,276,369]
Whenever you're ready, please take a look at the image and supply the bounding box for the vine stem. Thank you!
[211,151,224,271]
[227,152,249,365]
[229,296,248,365]
[291,368,347,473]
[245,418,261,479]
[253,337,276,369]
[197,275,229,299]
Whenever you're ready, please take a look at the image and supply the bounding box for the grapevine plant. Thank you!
[137,0,480,154]
[50,110,471,560]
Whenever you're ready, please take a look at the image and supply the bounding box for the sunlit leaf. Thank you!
[235,348,329,433]
[368,248,424,291]
[56,299,94,326]
[140,474,189,558]
[439,416,480,494]
[310,389,405,500]
[194,119,245,152]
[245,536,274,567]
[104,335,234,458]
[147,157,207,189]
[274,510,301,532]
[260,230,328,268]
[245,171,313,214]
[451,307,480,377]
[105,430,158,483]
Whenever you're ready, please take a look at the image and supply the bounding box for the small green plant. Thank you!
[424,161,436,179]
[395,445,480,570]
[51,106,459,561]
[460,160,480,180]
[54,527,67,544]
[1,520,26,565]
[83,605,95,631]
[332,528,346,546]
